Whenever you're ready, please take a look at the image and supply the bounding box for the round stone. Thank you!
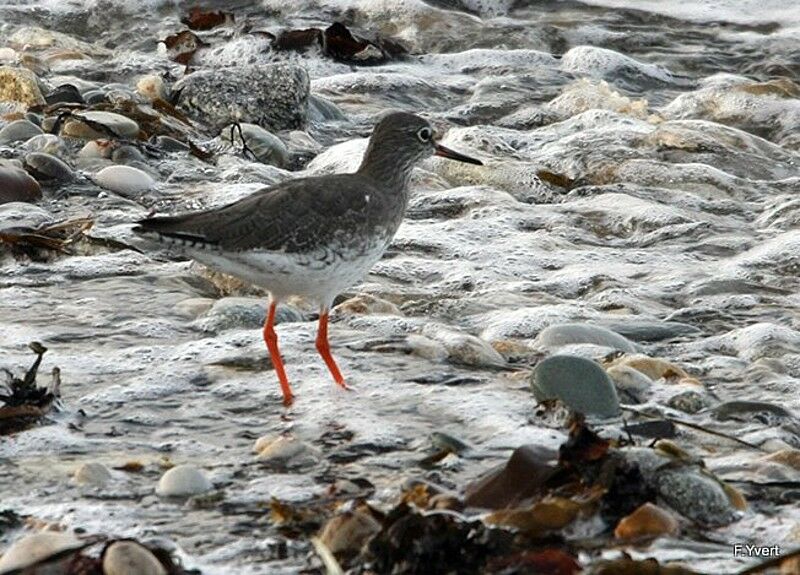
[421,324,506,368]
[531,354,621,418]
[103,541,167,575]
[606,364,652,404]
[73,462,112,486]
[333,294,402,316]
[222,122,288,168]
[136,74,168,102]
[0,165,41,204]
[62,111,139,139]
[24,152,74,183]
[534,323,637,353]
[0,119,43,144]
[156,464,212,497]
[197,297,302,332]
[94,165,155,196]
[253,435,321,468]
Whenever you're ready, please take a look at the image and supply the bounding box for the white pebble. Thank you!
[254,435,320,468]
[94,165,155,195]
[136,74,167,102]
[73,462,112,485]
[156,464,212,497]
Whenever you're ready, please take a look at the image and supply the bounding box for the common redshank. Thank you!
[134,112,482,406]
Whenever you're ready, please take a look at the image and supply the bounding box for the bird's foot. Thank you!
[335,380,355,392]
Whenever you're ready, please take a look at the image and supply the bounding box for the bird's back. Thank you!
[135,171,404,255]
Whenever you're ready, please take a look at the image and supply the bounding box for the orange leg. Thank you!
[315,310,350,390]
[263,300,294,406]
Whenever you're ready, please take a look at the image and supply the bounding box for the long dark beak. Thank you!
[434,143,483,166]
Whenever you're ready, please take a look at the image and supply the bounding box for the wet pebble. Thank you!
[0,119,42,144]
[136,74,168,102]
[197,297,303,332]
[333,294,402,316]
[605,354,697,384]
[175,63,309,132]
[711,400,795,422]
[73,462,112,486]
[531,355,620,418]
[0,532,82,572]
[156,464,212,497]
[222,122,289,167]
[421,324,505,368]
[534,323,638,353]
[44,83,84,105]
[465,444,557,509]
[0,165,41,204]
[599,319,701,342]
[319,509,381,555]
[21,133,67,156]
[62,110,139,139]
[151,135,190,152]
[605,364,652,404]
[24,151,74,183]
[103,540,167,575]
[111,145,146,165]
[666,389,708,414]
[94,165,155,196]
[79,139,115,159]
[0,65,45,106]
[614,502,679,540]
[253,435,321,469]
[174,297,215,319]
[404,334,449,362]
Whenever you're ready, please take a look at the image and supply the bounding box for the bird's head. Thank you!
[358,112,482,181]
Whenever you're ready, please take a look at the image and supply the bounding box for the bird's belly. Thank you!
[187,242,387,304]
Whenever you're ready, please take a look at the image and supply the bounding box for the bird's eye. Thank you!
[417,127,433,142]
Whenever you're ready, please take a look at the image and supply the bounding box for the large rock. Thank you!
[623,447,743,527]
[0,165,41,204]
[0,66,44,106]
[531,354,621,418]
[0,532,82,572]
[175,64,309,132]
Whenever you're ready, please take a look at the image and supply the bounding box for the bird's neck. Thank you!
[357,145,415,196]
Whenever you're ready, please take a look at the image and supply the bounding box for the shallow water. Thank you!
[1,0,799,573]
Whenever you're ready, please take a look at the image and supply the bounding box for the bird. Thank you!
[133,112,483,406]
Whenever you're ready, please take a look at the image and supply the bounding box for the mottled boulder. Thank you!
[0,65,45,106]
[175,64,309,132]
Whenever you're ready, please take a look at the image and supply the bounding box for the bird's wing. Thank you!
[134,175,372,253]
